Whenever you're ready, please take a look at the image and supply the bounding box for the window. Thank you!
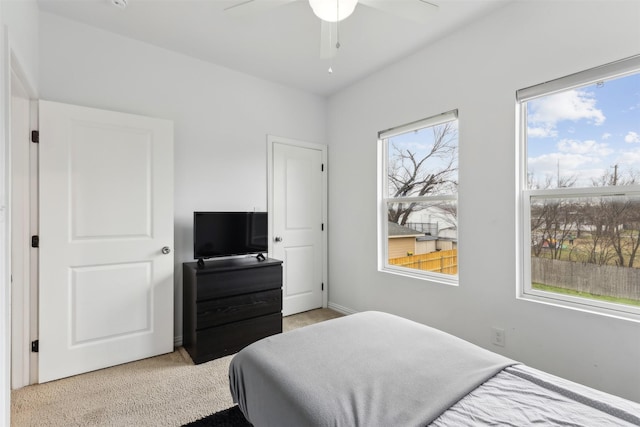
[378,110,458,284]
[518,55,640,319]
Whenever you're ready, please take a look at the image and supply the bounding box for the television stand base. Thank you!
[197,258,205,269]
[256,253,266,262]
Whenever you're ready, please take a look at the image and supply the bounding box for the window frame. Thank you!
[378,110,459,285]
[517,55,640,321]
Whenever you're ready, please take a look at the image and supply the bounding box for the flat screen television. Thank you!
[193,212,268,263]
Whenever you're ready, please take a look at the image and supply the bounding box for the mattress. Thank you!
[229,311,640,427]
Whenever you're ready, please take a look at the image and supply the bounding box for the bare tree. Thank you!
[529,170,579,259]
[590,166,640,267]
[528,165,577,190]
[591,165,638,187]
[579,198,618,266]
[529,162,640,267]
[387,122,458,226]
[530,199,577,260]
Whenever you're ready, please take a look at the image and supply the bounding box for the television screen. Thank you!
[194,212,268,260]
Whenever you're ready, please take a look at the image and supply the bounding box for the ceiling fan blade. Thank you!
[359,0,438,24]
[320,20,338,59]
[224,0,297,18]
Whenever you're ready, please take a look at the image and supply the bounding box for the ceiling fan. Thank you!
[224,0,439,60]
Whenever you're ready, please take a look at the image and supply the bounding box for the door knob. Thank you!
[274,236,283,242]
[162,246,171,254]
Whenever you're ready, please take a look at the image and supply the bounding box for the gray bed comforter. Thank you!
[430,364,640,426]
[229,311,515,427]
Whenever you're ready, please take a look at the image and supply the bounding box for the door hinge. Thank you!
[321,223,324,231]
[31,235,39,248]
[321,163,324,172]
[31,340,39,353]
[31,130,39,143]
[322,283,324,291]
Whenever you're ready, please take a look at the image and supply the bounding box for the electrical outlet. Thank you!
[492,327,505,347]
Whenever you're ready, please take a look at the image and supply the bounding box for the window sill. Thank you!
[380,265,459,287]
[518,290,640,323]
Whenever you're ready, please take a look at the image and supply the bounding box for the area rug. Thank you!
[183,405,252,427]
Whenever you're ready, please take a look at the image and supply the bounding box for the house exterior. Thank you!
[387,222,424,258]
[415,235,439,254]
[434,227,458,251]
[388,222,455,258]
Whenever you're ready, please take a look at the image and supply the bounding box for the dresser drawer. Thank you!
[196,264,282,300]
[183,258,283,364]
[196,289,282,330]
[189,313,282,364]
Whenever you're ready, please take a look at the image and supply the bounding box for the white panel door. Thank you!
[38,100,174,383]
[272,141,324,316]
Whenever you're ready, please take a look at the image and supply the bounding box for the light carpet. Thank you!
[11,308,343,427]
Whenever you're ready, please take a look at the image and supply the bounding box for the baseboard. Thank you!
[328,302,358,315]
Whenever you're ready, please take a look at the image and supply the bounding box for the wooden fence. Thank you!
[531,257,640,301]
[389,249,458,275]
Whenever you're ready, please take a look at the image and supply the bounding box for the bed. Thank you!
[229,311,640,426]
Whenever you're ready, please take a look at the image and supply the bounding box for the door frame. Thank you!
[2,28,40,424]
[267,135,328,311]
[10,57,37,389]
[6,45,38,392]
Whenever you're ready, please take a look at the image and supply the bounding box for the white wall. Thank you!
[28,0,640,407]
[326,0,640,402]
[1,0,39,90]
[38,12,326,342]
[0,0,39,423]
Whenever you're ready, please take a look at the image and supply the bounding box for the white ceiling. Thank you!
[37,0,513,96]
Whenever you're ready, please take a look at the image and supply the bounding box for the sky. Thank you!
[386,70,640,193]
[387,120,459,196]
[527,72,640,188]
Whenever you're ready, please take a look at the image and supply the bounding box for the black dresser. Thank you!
[182,257,283,364]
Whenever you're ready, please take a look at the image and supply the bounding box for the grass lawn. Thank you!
[533,283,640,307]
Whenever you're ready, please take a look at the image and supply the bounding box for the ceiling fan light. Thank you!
[309,0,358,22]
